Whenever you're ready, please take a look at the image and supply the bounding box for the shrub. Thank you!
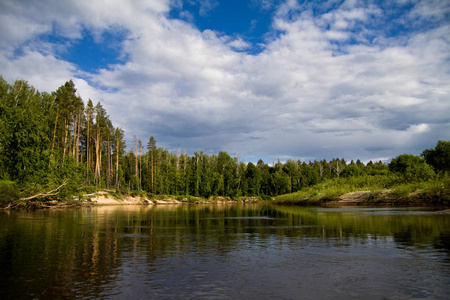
[418,175,450,204]
[0,180,19,205]
[422,140,450,173]
[389,154,435,182]
[342,165,361,177]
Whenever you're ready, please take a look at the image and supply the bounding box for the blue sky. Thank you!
[169,0,280,53]
[1,0,449,164]
[37,29,128,73]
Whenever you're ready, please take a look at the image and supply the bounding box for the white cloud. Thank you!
[0,0,449,162]
[0,47,77,92]
[410,0,450,22]
[408,123,431,134]
[226,37,251,50]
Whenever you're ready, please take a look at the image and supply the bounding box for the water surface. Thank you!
[0,204,449,299]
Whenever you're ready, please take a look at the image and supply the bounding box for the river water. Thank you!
[0,204,449,299]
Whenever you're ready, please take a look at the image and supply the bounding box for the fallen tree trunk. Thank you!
[19,179,69,201]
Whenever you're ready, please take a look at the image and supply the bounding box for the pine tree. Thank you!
[115,128,125,188]
[93,102,109,187]
[147,136,156,193]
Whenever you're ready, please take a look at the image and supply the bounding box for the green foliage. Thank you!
[422,140,450,173]
[246,162,261,196]
[342,164,361,177]
[0,76,129,200]
[0,79,52,183]
[390,183,419,198]
[0,180,19,205]
[274,173,450,206]
[389,154,435,182]
[274,174,396,205]
[418,175,450,205]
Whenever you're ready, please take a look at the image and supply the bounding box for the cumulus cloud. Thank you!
[226,37,252,50]
[0,0,449,163]
[0,47,77,91]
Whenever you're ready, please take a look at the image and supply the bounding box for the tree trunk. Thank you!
[75,109,81,163]
[62,118,69,166]
[116,130,119,188]
[95,124,101,186]
[334,161,342,178]
[19,179,69,201]
[70,117,75,158]
[50,106,59,157]
[139,142,142,191]
[86,118,90,170]
[110,142,113,189]
[151,149,154,193]
[106,140,110,189]
[134,135,138,190]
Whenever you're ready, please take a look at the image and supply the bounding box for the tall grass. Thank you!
[416,174,450,205]
[273,174,450,206]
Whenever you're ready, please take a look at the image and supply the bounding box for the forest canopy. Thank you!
[0,76,449,203]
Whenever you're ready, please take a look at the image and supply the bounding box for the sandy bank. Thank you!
[86,193,263,206]
[86,191,152,206]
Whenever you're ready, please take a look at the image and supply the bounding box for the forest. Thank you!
[0,76,449,205]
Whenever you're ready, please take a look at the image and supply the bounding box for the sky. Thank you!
[1,0,449,164]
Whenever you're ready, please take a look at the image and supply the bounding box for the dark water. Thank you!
[0,204,449,299]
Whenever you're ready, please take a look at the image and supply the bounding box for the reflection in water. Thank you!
[0,204,449,299]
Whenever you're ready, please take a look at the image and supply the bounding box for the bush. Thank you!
[418,175,450,204]
[0,180,19,205]
[261,194,273,201]
[422,140,450,173]
[389,154,435,182]
[391,184,417,198]
[342,165,361,177]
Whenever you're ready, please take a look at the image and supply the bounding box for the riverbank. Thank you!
[323,190,438,206]
[3,189,449,209]
[85,193,264,206]
[273,175,450,206]
[1,192,266,209]
[87,189,449,207]
[3,175,449,209]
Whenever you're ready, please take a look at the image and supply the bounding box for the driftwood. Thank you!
[19,179,69,201]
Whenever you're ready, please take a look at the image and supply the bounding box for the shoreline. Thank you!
[84,194,264,206]
[275,189,450,207]
[2,189,449,209]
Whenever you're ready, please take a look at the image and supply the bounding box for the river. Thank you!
[0,204,449,299]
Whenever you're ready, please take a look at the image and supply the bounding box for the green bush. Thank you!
[261,194,273,201]
[422,140,450,173]
[391,184,416,198]
[0,180,19,205]
[389,154,435,182]
[418,175,450,204]
[342,165,361,177]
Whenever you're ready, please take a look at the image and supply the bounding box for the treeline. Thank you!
[122,148,390,198]
[0,77,126,197]
[0,76,449,202]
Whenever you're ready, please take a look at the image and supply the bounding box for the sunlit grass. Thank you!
[273,174,450,206]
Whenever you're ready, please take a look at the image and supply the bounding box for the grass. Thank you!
[273,174,450,206]
[414,176,450,205]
